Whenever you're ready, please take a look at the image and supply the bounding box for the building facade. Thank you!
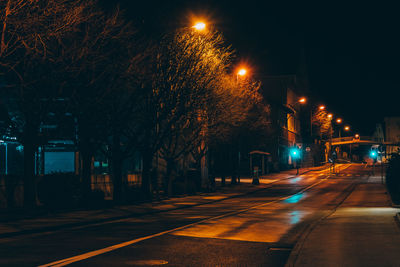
[384,117,400,155]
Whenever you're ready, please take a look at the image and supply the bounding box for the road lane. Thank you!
[0,163,368,266]
[288,166,399,267]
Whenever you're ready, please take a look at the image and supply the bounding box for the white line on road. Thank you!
[39,165,350,267]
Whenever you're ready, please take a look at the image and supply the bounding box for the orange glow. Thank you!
[319,105,325,110]
[237,68,247,76]
[344,126,350,131]
[299,97,306,103]
[355,134,360,138]
[193,22,206,31]
[336,118,342,123]
[328,113,333,119]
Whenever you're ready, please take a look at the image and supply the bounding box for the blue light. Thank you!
[370,150,377,158]
[284,193,305,204]
[290,211,301,224]
[290,147,301,159]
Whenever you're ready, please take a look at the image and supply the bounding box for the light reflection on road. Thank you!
[289,211,301,224]
[290,177,302,183]
[284,193,306,204]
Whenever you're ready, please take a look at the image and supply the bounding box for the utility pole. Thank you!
[373,153,376,177]
[310,108,313,137]
[350,143,352,162]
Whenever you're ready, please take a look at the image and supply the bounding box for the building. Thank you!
[261,75,306,171]
[384,117,400,155]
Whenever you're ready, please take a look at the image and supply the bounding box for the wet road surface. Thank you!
[0,163,373,266]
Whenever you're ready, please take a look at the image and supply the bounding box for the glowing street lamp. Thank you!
[344,126,350,131]
[193,22,206,31]
[335,118,343,138]
[237,68,247,76]
[236,68,247,83]
[319,105,325,110]
[299,97,306,104]
[327,113,333,119]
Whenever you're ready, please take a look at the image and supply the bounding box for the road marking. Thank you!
[39,173,332,267]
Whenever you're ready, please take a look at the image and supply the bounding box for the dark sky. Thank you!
[111,0,399,135]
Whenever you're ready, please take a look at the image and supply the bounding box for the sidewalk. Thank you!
[287,176,400,267]
[0,165,328,239]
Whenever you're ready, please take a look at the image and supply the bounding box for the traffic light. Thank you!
[370,149,378,163]
[290,147,301,159]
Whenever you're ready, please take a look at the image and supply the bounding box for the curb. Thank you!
[385,188,400,208]
[284,212,329,267]
[285,180,358,267]
[395,213,400,231]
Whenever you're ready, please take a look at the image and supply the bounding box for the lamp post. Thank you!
[192,20,209,189]
[336,118,343,138]
[327,113,333,162]
[236,67,247,184]
[344,125,350,160]
[237,68,247,82]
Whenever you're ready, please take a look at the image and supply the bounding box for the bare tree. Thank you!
[152,28,235,195]
[312,109,331,139]
[50,2,141,202]
[0,0,96,207]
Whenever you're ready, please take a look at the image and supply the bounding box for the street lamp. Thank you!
[236,67,248,184]
[335,118,343,138]
[344,126,350,131]
[299,97,306,104]
[237,68,247,76]
[319,105,325,110]
[325,113,335,163]
[236,67,248,83]
[193,22,206,31]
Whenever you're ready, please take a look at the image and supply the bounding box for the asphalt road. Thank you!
[0,163,373,266]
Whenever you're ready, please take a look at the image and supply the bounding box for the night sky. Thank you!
[111,0,399,135]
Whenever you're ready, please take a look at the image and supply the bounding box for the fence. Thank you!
[0,175,24,208]
[0,172,143,208]
[91,173,142,200]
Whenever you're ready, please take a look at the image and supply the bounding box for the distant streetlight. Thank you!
[299,97,306,104]
[328,113,333,119]
[335,118,343,138]
[193,22,206,31]
[344,126,350,131]
[319,105,325,110]
[355,134,360,138]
